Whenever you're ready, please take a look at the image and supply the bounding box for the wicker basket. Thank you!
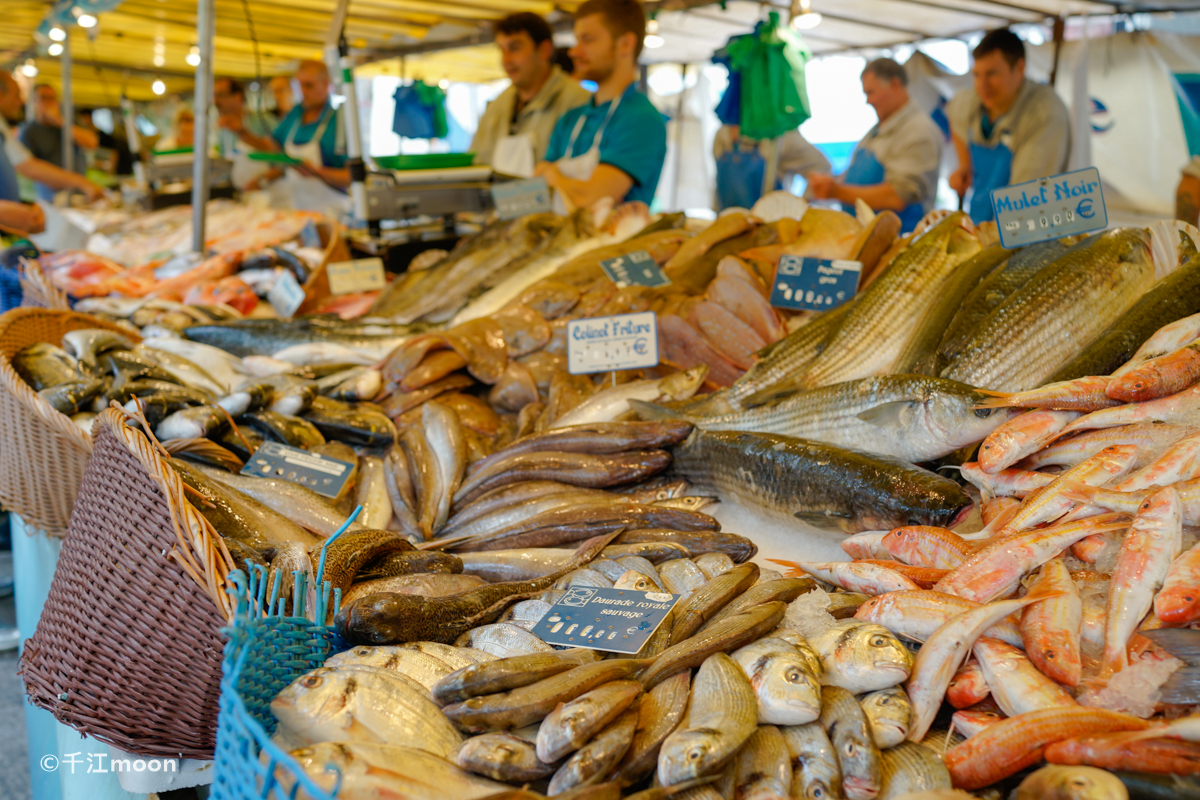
[0,308,138,536]
[211,571,343,800]
[22,408,235,757]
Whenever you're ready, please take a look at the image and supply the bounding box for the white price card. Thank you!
[326,257,386,295]
[268,270,306,319]
[991,166,1107,248]
[567,312,659,375]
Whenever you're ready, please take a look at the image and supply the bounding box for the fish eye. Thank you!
[301,675,323,688]
[844,742,857,757]
[1187,595,1195,602]
[785,669,802,683]
[870,635,888,647]
[352,647,371,655]
[974,408,993,418]
[812,789,826,799]
[879,696,891,704]
[687,747,704,762]
[1044,650,1056,660]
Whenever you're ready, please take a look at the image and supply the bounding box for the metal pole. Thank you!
[326,0,366,222]
[191,0,215,253]
[61,34,74,174]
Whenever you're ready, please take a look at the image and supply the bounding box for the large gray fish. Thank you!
[658,653,758,785]
[943,228,1157,391]
[937,235,1085,366]
[270,664,463,757]
[799,213,981,389]
[184,317,420,359]
[636,375,1016,463]
[1049,252,1200,382]
[668,429,973,534]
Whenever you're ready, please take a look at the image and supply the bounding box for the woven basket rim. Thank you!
[97,407,237,621]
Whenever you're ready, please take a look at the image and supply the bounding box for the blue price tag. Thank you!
[300,220,322,248]
[991,166,1107,248]
[531,587,681,654]
[600,250,671,289]
[566,311,659,374]
[240,441,354,499]
[491,177,553,219]
[770,256,861,311]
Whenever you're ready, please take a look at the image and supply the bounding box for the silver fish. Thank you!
[860,686,913,749]
[732,637,822,725]
[658,653,758,785]
[809,621,913,693]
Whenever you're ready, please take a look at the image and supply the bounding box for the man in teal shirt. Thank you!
[537,0,666,209]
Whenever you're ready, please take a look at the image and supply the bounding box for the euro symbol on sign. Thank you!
[1077,198,1095,219]
[633,338,648,355]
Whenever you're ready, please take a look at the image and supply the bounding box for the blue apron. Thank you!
[967,138,1014,223]
[715,139,780,210]
[0,132,21,203]
[840,146,925,232]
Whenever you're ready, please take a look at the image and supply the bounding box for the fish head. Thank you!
[822,623,912,693]
[335,593,417,646]
[1017,764,1129,800]
[859,687,912,745]
[834,730,880,800]
[751,653,822,725]
[285,742,357,795]
[659,366,709,402]
[1155,583,1200,625]
[658,729,725,785]
[613,571,656,591]
[926,383,1023,450]
[270,667,354,739]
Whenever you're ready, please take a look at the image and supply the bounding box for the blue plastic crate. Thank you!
[210,566,349,800]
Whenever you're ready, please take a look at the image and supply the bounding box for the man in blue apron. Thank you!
[0,70,104,205]
[213,77,275,190]
[470,13,590,178]
[807,58,942,232]
[239,61,349,216]
[947,29,1070,223]
[537,0,667,211]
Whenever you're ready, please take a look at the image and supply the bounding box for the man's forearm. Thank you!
[318,166,351,190]
[17,158,91,191]
[73,126,99,150]
[240,132,280,152]
[1177,175,1200,227]
[834,181,907,212]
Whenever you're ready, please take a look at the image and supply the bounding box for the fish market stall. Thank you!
[6,191,1200,800]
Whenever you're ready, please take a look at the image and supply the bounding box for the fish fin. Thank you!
[742,383,802,408]
[1056,479,1098,504]
[972,389,1017,409]
[628,399,683,422]
[765,558,805,577]
[855,401,918,427]
[793,511,851,530]
[1142,628,1200,667]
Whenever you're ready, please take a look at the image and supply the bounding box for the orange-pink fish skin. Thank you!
[1020,558,1083,687]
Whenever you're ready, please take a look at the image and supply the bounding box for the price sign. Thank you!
[599,250,671,289]
[531,587,681,654]
[326,257,386,295]
[770,256,861,311]
[991,167,1107,248]
[241,441,354,499]
[567,311,659,374]
[267,270,306,319]
[491,177,553,219]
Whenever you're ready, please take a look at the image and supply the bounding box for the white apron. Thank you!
[551,90,624,215]
[492,132,536,179]
[270,105,350,217]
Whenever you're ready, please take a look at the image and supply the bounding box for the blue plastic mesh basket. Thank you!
[210,564,348,800]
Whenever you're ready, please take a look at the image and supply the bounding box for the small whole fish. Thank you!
[455,623,555,659]
[536,679,642,763]
[782,721,842,800]
[946,660,989,709]
[658,653,758,786]
[976,376,1122,412]
[456,732,556,782]
[611,670,691,785]
[285,741,508,800]
[324,645,456,691]
[1016,764,1131,800]
[547,706,639,794]
[880,527,972,570]
[877,741,951,799]
[860,686,913,749]
[808,621,913,694]
[431,651,595,706]
[1155,539,1200,624]
[732,725,793,800]
[977,409,1082,473]
[731,637,822,726]
[1021,558,1083,687]
[551,367,708,429]
[639,603,788,690]
[779,561,920,595]
[854,590,1025,648]
[1044,732,1200,777]
[971,637,1076,716]
[819,685,882,800]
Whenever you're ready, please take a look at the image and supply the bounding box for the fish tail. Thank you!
[973,389,1017,409]
[1057,479,1099,504]
[765,558,805,578]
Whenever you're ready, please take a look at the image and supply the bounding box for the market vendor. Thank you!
[240,60,349,214]
[471,13,591,177]
[1176,156,1200,226]
[0,71,104,204]
[536,0,667,210]
[947,29,1070,223]
[213,76,276,189]
[20,83,98,202]
[270,75,295,118]
[807,58,942,232]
